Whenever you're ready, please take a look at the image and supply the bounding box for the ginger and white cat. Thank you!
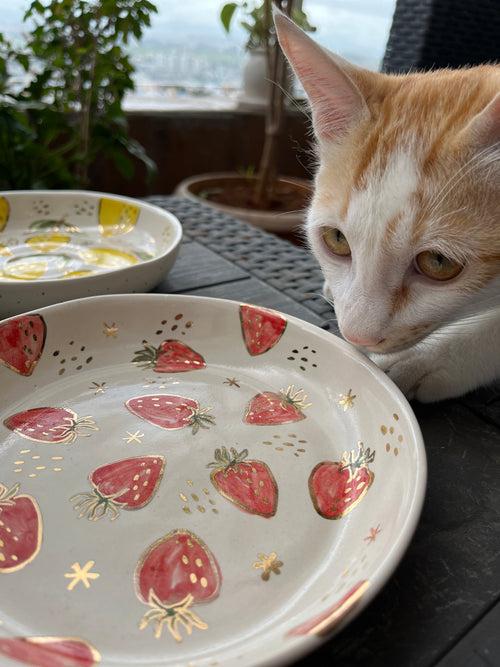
[275,12,500,402]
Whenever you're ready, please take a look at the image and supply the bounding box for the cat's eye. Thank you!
[415,251,463,281]
[322,228,351,257]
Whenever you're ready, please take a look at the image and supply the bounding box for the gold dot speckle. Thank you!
[195,558,203,567]
[386,443,391,452]
[200,577,208,588]
[191,494,199,502]
[398,435,403,443]
[393,413,399,420]
[182,555,189,565]
[381,425,387,435]
[189,573,197,584]
[182,506,191,514]
[394,448,399,456]
[197,505,206,513]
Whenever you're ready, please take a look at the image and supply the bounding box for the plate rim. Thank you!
[0,293,427,667]
[0,189,183,286]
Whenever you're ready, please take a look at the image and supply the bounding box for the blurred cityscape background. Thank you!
[3,0,395,110]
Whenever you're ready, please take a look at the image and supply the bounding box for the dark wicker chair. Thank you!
[382,0,500,73]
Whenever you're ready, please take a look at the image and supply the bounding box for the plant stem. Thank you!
[253,0,294,210]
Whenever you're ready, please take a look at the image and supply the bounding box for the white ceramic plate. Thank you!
[0,294,426,667]
[0,191,182,318]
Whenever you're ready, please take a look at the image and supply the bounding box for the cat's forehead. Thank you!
[313,148,420,246]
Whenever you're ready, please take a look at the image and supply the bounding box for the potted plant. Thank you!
[0,0,157,190]
[175,0,315,234]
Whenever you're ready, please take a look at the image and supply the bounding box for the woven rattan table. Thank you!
[147,196,500,667]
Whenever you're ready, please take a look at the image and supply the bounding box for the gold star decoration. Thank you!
[364,525,381,544]
[103,322,118,338]
[253,552,284,581]
[90,382,107,395]
[123,430,144,444]
[338,389,357,411]
[223,377,240,388]
[64,560,100,591]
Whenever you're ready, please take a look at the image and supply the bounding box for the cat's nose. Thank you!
[343,333,385,347]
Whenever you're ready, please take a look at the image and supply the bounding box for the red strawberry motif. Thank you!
[135,529,221,642]
[0,636,101,667]
[0,483,42,573]
[239,304,287,356]
[208,446,278,518]
[288,580,369,637]
[70,456,165,521]
[309,443,375,520]
[3,407,98,444]
[0,314,46,377]
[132,339,205,373]
[125,394,215,435]
[244,385,310,425]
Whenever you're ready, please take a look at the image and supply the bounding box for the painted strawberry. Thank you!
[239,304,287,356]
[135,529,221,642]
[0,636,100,667]
[288,580,369,637]
[244,385,310,425]
[125,394,215,435]
[4,407,98,444]
[309,442,375,520]
[132,339,205,373]
[0,483,42,573]
[0,314,46,377]
[208,446,278,517]
[70,456,165,521]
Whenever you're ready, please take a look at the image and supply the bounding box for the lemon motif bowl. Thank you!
[0,191,182,317]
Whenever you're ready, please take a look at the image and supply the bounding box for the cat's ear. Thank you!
[463,92,500,148]
[274,10,370,141]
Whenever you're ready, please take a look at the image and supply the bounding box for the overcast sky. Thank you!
[3,0,396,68]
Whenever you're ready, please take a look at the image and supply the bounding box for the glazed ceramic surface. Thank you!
[0,294,426,667]
[0,191,182,318]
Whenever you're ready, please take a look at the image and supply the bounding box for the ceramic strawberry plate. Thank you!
[0,191,182,318]
[0,294,426,667]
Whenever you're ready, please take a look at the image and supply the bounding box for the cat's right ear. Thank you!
[274,10,370,142]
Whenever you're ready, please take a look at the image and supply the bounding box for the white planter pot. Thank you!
[237,48,270,111]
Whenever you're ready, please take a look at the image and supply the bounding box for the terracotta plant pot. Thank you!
[175,172,311,233]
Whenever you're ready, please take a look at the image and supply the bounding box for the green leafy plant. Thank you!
[0,0,158,189]
[220,0,315,50]
[221,0,315,210]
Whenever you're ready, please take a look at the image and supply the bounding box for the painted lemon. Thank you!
[3,257,48,280]
[63,269,96,279]
[98,198,139,237]
[82,247,138,268]
[0,197,9,232]
[25,233,71,252]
